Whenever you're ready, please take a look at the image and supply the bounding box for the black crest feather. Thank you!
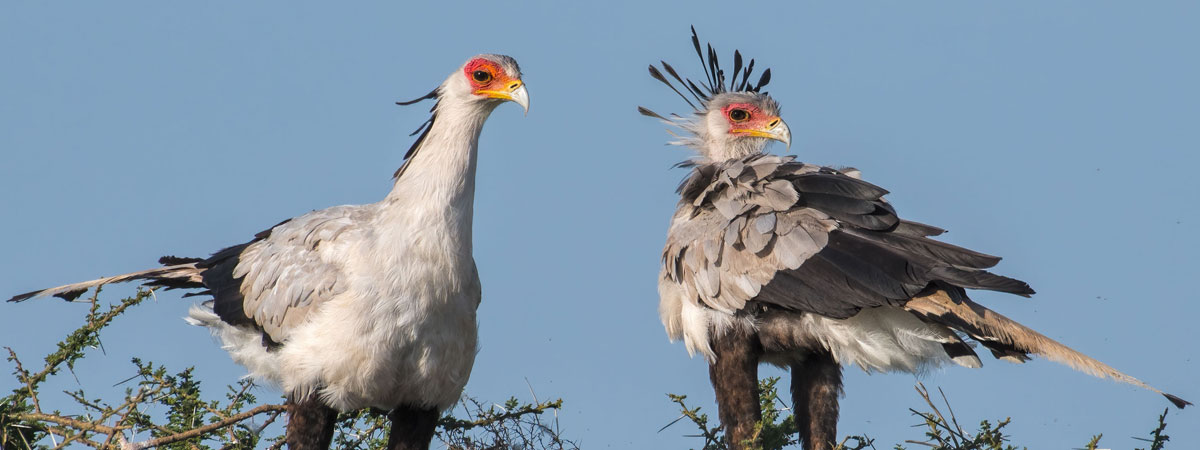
[638,26,774,119]
[394,88,441,179]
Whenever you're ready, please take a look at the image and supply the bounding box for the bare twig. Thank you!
[119,403,286,450]
[6,348,42,414]
[12,413,125,436]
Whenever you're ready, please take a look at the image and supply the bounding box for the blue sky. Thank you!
[1,2,1196,448]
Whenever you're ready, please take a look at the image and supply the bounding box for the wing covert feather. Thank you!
[225,205,364,342]
[661,154,1033,319]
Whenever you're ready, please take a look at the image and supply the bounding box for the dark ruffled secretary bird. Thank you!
[10,54,529,450]
[641,28,1189,450]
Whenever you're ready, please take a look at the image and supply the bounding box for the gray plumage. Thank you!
[233,205,362,342]
[654,96,1188,408]
[646,32,1186,450]
[662,153,1031,321]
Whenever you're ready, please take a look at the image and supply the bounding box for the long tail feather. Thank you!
[7,264,203,303]
[906,290,1191,409]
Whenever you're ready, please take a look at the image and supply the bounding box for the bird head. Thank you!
[700,92,790,161]
[396,54,529,113]
[449,54,529,113]
[639,27,787,162]
[391,54,528,179]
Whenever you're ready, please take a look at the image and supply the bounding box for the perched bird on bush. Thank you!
[10,54,529,450]
[642,28,1188,450]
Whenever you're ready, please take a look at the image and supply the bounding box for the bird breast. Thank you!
[277,202,481,411]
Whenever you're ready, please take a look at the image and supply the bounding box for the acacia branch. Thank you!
[28,289,148,388]
[12,413,126,435]
[119,403,286,450]
[439,399,562,432]
[6,347,42,414]
[104,386,150,448]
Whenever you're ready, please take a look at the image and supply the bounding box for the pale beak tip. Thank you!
[773,119,792,150]
[510,84,530,116]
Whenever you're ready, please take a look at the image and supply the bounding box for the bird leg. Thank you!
[708,326,763,450]
[385,404,438,450]
[790,351,842,450]
[285,396,338,450]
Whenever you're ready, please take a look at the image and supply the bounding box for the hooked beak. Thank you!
[734,116,791,149]
[768,117,791,149]
[478,80,530,115]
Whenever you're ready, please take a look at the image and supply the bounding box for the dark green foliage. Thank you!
[2,289,575,450]
[663,377,874,450]
[751,378,797,450]
[664,392,723,450]
[899,383,1021,450]
[1133,409,1172,450]
[666,379,1181,450]
[437,397,577,450]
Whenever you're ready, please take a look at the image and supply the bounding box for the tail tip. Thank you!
[7,288,89,303]
[7,291,37,303]
[1164,393,1192,409]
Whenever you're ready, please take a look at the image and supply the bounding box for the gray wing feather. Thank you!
[663,155,836,313]
[662,153,1031,318]
[234,205,363,341]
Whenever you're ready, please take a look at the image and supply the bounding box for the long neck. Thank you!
[382,96,496,242]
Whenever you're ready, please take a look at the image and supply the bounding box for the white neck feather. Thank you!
[666,113,768,162]
[381,89,499,251]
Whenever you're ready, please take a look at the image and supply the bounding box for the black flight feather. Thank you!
[816,245,925,299]
[844,228,1003,269]
[801,193,881,215]
[894,220,947,237]
[821,204,900,231]
[792,173,890,200]
[824,231,930,293]
[927,266,1035,297]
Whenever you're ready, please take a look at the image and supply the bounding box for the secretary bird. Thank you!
[9,54,529,450]
[641,29,1189,450]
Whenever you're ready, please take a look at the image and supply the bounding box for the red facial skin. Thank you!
[463,58,519,93]
[721,102,779,134]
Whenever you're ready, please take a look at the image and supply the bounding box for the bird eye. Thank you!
[728,109,750,122]
[472,70,492,83]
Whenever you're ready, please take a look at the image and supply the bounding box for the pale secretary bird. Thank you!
[9,54,529,450]
[641,29,1189,450]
